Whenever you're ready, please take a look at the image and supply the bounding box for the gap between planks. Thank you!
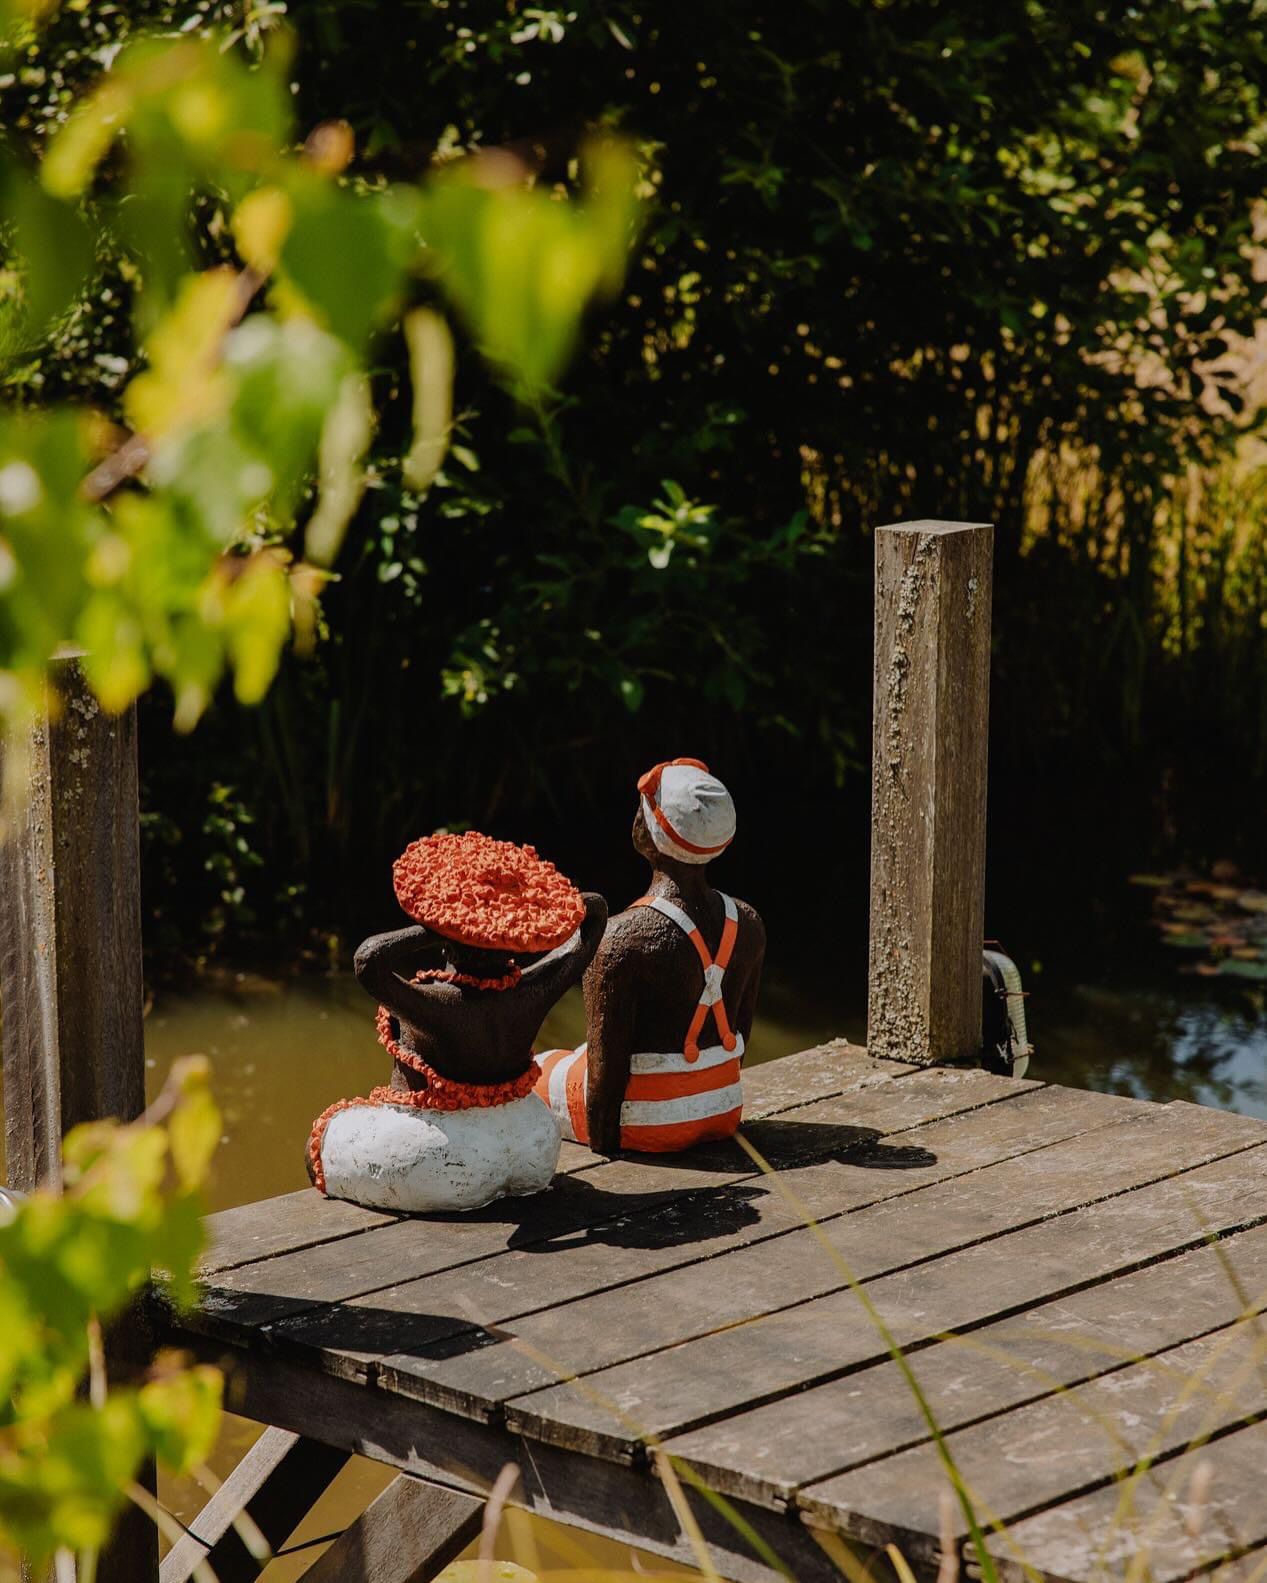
[796,1307,1267,1575]
[985,1412,1267,1583]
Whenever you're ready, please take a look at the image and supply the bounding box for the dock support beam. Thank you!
[0,655,155,1582]
[867,520,993,1065]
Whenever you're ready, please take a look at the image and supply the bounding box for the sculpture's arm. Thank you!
[353,925,444,1022]
[583,929,638,1156]
[519,893,609,997]
[735,906,766,1050]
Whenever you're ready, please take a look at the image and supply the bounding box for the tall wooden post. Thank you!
[867,520,993,1065]
[0,656,145,1189]
[0,655,156,1582]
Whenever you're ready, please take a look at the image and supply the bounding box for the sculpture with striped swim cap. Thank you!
[536,758,766,1156]
[638,757,737,864]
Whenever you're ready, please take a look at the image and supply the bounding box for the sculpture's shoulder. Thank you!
[597,900,682,964]
[731,895,766,945]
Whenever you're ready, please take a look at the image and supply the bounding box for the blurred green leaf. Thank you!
[137,1366,222,1475]
[0,1063,222,1564]
[421,141,638,398]
[278,176,419,352]
[0,163,93,342]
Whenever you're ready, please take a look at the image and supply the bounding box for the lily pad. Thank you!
[1219,958,1267,981]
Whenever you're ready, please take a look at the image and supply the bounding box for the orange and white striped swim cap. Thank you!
[637,758,736,865]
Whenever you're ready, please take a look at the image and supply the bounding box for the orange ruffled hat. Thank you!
[392,831,585,954]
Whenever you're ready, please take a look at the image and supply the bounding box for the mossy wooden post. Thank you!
[0,655,156,1583]
[867,520,993,1065]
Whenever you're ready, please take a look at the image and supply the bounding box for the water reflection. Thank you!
[1036,981,1267,1118]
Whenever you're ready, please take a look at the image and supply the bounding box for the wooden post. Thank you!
[0,655,146,1190]
[0,655,155,1583]
[867,520,992,1066]
[297,1474,484,1583]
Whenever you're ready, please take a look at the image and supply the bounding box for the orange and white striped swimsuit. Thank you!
[535,893,745,1152]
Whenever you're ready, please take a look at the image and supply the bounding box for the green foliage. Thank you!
[6,0,1267,957]
[0,6,638,783]
[0,1059,222,1572]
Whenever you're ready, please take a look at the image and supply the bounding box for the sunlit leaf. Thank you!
[166,1057,220,1192]
[232,184,294,275]
[124,269,241,441]
[306,372,373,565]
[420,141,637,398]
[403,308,454,493]
[223,315,351,520]
[136,1366,222,1475]
[277,175,418,351]
[218,552,292,705]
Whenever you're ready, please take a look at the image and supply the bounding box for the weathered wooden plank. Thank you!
[296,1474,483,1583]
[504,1131,1267,1459]
[201,1192,400,1276]
[181,1337,849,1583]
[272,1083,1143,1385]
[740,1041,911,1118]
[167,1342,848,1583]
[799,1314,1267,1569]
[868,521,992,1066]
[987,1418,1267,1583]
[667,1219,1267,1509]
[0,656,145,1190]
[198,1041,896,1278]
[1203,1546,1267,1582]
[159,1426,348,1583]
[193,1066,1033,1339]
[387,1102,1267,1426]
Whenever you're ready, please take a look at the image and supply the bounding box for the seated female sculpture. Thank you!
[536,759,765,1154]
[308,832,607,1212]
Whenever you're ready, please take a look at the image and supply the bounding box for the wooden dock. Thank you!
[165,1045,1267,1583]
[7,521,1266,1582]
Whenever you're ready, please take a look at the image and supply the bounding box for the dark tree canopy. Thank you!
[6,0,1267,963]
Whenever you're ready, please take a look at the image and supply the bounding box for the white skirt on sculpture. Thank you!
[316,1092,561,1213]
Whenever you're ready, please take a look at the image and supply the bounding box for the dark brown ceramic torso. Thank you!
[583,888,764,1055]
[354,893,607,1087]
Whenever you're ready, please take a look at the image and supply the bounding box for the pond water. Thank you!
[57,890,1267,1574]
[141,916,1267,1219]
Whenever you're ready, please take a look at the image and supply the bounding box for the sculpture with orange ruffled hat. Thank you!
[308,832,607,1211]
[536,760,765,1155]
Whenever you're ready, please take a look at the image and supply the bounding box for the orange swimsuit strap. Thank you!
[633,892,741,1062]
